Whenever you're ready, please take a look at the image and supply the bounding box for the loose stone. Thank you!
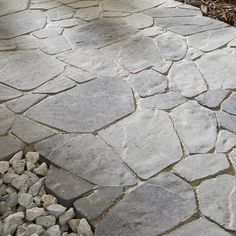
[77,218,93,236]
[46,225,61,236]
[36,215,56,229]
[26,152,40,164]
[33,163,48,176]
[46,204,66,217]
[68,219,81,233]
[41,194,58,208]
[18,193,34,208]
[0,161,9,174]
[26,207,47,221]
[11,159,26,174]
[59,208,75,225]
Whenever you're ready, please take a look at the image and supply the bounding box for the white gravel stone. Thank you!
[26,152,40,164]
[18,192,33,208]
[26,207,47,221]
[36,215,56,229]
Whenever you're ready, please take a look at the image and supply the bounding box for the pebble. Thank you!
[26,161,36,171]
[9,151,23,165]
[3,172,19,184]
[46,225,61,236]
[33,163,48,176]
[26,207,47,221]
[35,215,56,229]
[68,219,81,233]
[6,192,18,207]
[28,178,43,196]
[26,152,40,164]
[59,208,75,225]
[12,159,26,174]
[0,161,9,174]
[11,174,28,190]
[46,203,66,217]
[27,224,44,235]
[18,192,33,208]
[41,194,57,208]
[77,218,93,236]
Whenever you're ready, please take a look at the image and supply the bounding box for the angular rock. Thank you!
[99,110,183,179]
[41,195,58,208]
[0,0,28,16]
[18,193,34,208]
[171,101,217,154]
[33,163,48,176]
[216,130,236,153]
[6,192,18,207]
[9,151,23,164]
[11,159,26,174]
[59,208,75,225]
[36,215,56,229]
[217,111,236,133]
[0,106,15,135]
[46,225,61,236]
[46,204,66,217]
[95,173,196,236]
[125,13,153,29]
[222,93,236,115]
[77,218,93,236]
[0,161,9,174]
[26,152,40,164]
[28,179,44,196]
[75,7,100,21]
[27,224,44,235]
[33,26,63,39]
[27,77,135,132]
[47,6,74,21]
[68,219,81,233]
[11,174,28,190]
[0,83,22,102]
[26,207,47,221]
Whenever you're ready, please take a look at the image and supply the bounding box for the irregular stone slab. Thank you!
[196,89,229,109]
[33,26,63,39]
[64,18,137,48]
[185,47,204,60]
[0,136,24,161]
[0,39,16,51]
[198,174,236,230]
[222,93,236,116]
[229,149,236,171]
[75,7,100,21]
[196,48,236,89]
[40,134,136,186]
[33,75,76,94]
[141,26,166,37]
[0,10,46,39]
[125,13,153,29]
[129,70,167,97]
[52,18,82,28]
[167,218,231,236]
[99,110,182,179]
[6,93,46,113]
[173,154,229,182]
[0,0,28,16]
[74,187,123,220]
[188,27,236,52]
[30,1,61,10]
[57,48,127,77]
[0,106,15,136]
[14,35,39,50]
[217,111,236,134]
[12,117,55,144]
[156,31,187,61]
[69,1,99,8]
[95,173,196,236]
[47,6,74,21]
[64,66,97,83]
[0,50,65,90]
[45,166,94,207]
[0,84,22,102]
[171,101,217,154]
[140,92,186,110]
[216,130,236,153]
[27,77,135,132]
[169,60,207,98]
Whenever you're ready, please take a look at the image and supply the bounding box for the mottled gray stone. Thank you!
[0,39,16,51]
[216,130,236,153]
[0,50,64,90]
[0,136,24,161]
[173,154,229,182]
[0,10,46,39]
[18,193,33,208]
[26,207,47,222]
[36,215,56,229]
[6,93,46,113]
[75,7,100,21]
[196,89,229,109]
[222,93,236,115]
[33,75,76,94]
[14,35,39,50]
[12,117,55,144]
[125,13,153,29]
[95,173,196,236]
[217,111,236,133]
[156,31,187,60]
[0,84,22,102]
[141,26,166,37]
[171,101,217,154]
[188,27,236,52]
[40,134,136,186]
[27,77,135,132]
[169,60,207,97]
[0,0,28,16]
[46,225,61,236]
[33,26,63,39]
[59,208,75,225]
[99,110,182,179]
[196,48,236,89]
[198,174,236,230]
[74,187,123,220]
[47,6,74,21]
[45,166,93,207]
[167,218,231,236]
[129,70,167,97]
[0,106,15,135]
[46,204,66,217]
[140,92,186,110]
[77,218,93,236]
[185,47,204,60]
[27,224,44,235]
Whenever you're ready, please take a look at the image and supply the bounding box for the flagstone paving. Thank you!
[1,0,236,235]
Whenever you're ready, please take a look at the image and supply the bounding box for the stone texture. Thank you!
[141,26,166,37]
[185,47,204,60]
[46,225,61,236]
[75,7,100,21]
[36,215,56,229]
[198,174,236,230]
[99,110,183,179]
[171,101,217,154]
[0,106,15,135]
[216,130,236,153]
[0,10,46,39]
[217,111,236,134]
[27,77,135,132]
[30,1,61,10]
[125,13,153,29]
[169,60,207,98]
[0,50,64,90]
[77,218,93,236]
[222,93,236,116]
[0,39,16,51]
[47,6,74,21]
[33,26,63,39]
[14,35,39,50]
[69,1,99,8]
[173,154,229,182]
[74,187,123,220]
[0,0,28,16]
[95,173,196,236]
[0,161,9,175]
[46,204,66,217]
[0,84,22,102]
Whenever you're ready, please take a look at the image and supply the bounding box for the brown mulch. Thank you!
[178,0,236,25]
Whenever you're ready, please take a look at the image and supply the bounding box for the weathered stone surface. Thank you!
[45,166,94,207]
[167,218,231,236]
[30,1,61,10]
[33,163,48,176]
[171,101,217,154]
[39,134,136,186]
[59,208,75,225]
[77,218,93,236]
[196,89,229,109]
[198,174,236,230]
[46,225,61,236]
[0,136,23,161]
[99,110,182,179]
[53,18,82,28]
[74,187,123,220]
[95,173,196,236]
[12,117,55,144]
[217,111,236,133]
[46,204,66,217]
[47,6,74,21]
[0,161,9,175]
[36,215,56,229]
[26,207,47,221]
[185,47,204,60]
[69,1,99,8]
[140,92,186,110]
[216,130,236,153]
[229,37,236,47]
[0,0,28,16]
[222,93,236,116]
[0,50,64,90]
[141,26,166,37]
[0,84,22,102]
[18,193,33,208]
[75,7,100,21]
[196,48,236,89]
[14,35,39,50]
[0,106,15,135]
[27,77,135,132]
[0,39,16,51]
[0,10,46,39]
[41,195,57,208]
[173,154,229,182]
[169,60,207,98]
[125,13,153,29]
[156,31,187,61]
[33,26,63,39]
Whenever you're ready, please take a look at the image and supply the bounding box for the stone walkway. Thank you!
[1,0,236,235]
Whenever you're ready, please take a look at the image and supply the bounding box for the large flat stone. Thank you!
[99,110,183,179]
[27,77,135,132]
[125,13,153,29]
[222,93,236,116]
[0,50,65,90]
[0,10,46,39]
[0,0,28,16]
[0,106,16,136]
[171,101,217,154]
[47,6,74,21]
[95,173,196,236]
[0,84,22,102]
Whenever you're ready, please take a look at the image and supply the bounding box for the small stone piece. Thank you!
[46,225,61,236]
[36,215,56,229]
[9,151,23,164]
[68,219,81,232]
[27,224,44,235]
[59,208,75,225]
[18,193,33,208]
[33,163,48,176]
[46,204,66,217]
[11,159,26,174]
[6,192,18,207]
[11,174,28,190]
[41,194,58,208]
[0,161,9,174]
[28,179,44,197]
[26,207,47,221]
[77,218,93,236]
[26,152,40,164]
